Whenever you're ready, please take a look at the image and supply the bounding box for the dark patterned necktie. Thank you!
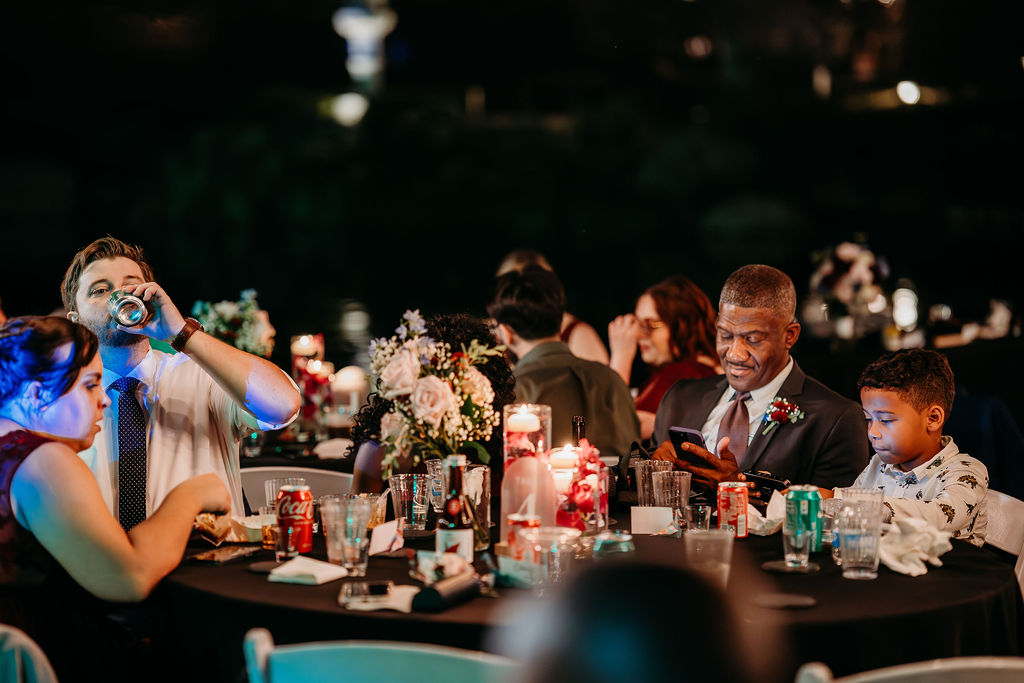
[716,391,751,466]
[110,377,147,531]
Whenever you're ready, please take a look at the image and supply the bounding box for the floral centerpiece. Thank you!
[554,439,609,533]
[191,289,275,358]
[369,309,504,477]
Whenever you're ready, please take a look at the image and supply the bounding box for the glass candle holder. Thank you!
[502,404,552,468]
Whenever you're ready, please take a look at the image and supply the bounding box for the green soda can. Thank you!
[785,485,823,554]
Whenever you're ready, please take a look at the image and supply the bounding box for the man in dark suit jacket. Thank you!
[652,265,869,492]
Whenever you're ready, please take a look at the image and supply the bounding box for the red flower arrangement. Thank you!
[761,397,806,436]
[555,439,609,532]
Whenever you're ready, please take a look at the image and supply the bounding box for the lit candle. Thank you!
[549,445,578,469]
[290,334,315,356]
[551,469,574,494]
[506,406,540,433]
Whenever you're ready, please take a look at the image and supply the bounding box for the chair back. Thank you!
[797,656,1024,682]
[241,466,353,507]
[0,624,58,683]
[244,628,520,683]
[984,489,1024,556]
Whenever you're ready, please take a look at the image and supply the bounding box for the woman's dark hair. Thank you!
[0,316,99,406]
[644,275,718,363]
[346,312,516,459]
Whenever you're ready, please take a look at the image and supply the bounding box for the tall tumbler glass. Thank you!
[389,473,431,530]
[634,460,673,506]
[322,497,373,576]
[837,499,884,579]
[265,477,306,508]
[652,470,691,531]
[424,459,447,513]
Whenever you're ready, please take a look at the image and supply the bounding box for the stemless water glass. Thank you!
[424,459,447,513]
[389,473,431,530]
[322,497,373,576]
[634,460,673,506]
[684,528,734,590]
[265,477,306,508]
[837,499,885,579]
[652,470,691,531]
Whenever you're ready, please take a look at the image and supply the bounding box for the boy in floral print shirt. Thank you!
[838,349,987,545]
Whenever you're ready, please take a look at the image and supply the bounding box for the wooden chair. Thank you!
[243,628,520,683]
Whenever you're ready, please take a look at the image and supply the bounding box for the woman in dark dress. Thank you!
[608,275,721,440]
[0,316,229,680]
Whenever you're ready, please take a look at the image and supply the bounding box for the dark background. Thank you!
[2,0,1022,402]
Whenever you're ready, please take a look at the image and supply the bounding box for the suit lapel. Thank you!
[739,361,807,472]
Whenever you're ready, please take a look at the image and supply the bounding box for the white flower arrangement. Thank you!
[191,289,275,358]
[369,309,504,477]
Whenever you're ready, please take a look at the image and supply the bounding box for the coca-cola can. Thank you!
[276,484,314,553]
[717,482,749,538]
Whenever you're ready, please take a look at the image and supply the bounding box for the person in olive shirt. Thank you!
[488,267,640,461]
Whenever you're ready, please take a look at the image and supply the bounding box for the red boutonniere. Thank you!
[762,397,805,436]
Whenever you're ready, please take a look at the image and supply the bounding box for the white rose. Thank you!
[380,411,405,443]
[462,366,494,407]
[409,375,457,428]
[212,300,240,320]
[379,346,420,398]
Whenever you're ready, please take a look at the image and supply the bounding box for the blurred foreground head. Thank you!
[492,560,791,683]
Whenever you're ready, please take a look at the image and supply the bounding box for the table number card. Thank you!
[630,506,675,534]
[369,520,404,555]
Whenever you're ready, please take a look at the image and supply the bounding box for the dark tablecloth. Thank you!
[153,515,1021,681]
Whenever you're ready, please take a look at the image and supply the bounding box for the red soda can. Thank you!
[717,482,749,538]
[276,484,314,553]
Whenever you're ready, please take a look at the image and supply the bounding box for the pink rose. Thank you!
[380,411,405,443]
[409,375,457,427]
[379,345,420,398]
[462,366,494,407]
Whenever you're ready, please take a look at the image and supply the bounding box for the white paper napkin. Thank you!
[341,585,420,613]
[878,517,952,576]
[748,490,786,536]
[314,438,353,459]
[268,556,348,585]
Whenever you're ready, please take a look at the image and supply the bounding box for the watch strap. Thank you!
[170,317,204,353]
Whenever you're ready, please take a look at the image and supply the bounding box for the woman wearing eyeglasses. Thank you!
[608,275,721,439]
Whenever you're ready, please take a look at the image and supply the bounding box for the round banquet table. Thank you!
[153,519,1021,681]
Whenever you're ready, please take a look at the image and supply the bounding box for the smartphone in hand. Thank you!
[668,426,711,467]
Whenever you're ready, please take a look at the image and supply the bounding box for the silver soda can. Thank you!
[107,290,153,327]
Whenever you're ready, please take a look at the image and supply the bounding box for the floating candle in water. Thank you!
[549,445,578,469]
[506,406,541,433]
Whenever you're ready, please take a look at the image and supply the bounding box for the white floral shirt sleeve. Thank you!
[846,436,988,546]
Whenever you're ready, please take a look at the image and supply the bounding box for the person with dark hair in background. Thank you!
[608,274,721,440]
[0,316,230,681]
[496,249,609,364]
[488,267,639,460]
[347,312,516,494]
[60,236,300,520]
[653,264,869,493]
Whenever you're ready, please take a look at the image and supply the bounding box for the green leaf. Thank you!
[464,440,490,464]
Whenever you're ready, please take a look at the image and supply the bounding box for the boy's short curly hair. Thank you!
[857,349,955,418]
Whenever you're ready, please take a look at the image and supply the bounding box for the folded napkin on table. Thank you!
[748,490,786,536]
[268,556,348,585]
[341,585,419,613]
[878,517,952,576]
[314,438,353,460]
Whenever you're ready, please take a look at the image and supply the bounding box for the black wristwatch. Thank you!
[170,317,204,352]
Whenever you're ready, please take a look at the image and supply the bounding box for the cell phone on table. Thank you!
[668,426,711,468]
[340,580,395,608]
[190,545,261,565]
